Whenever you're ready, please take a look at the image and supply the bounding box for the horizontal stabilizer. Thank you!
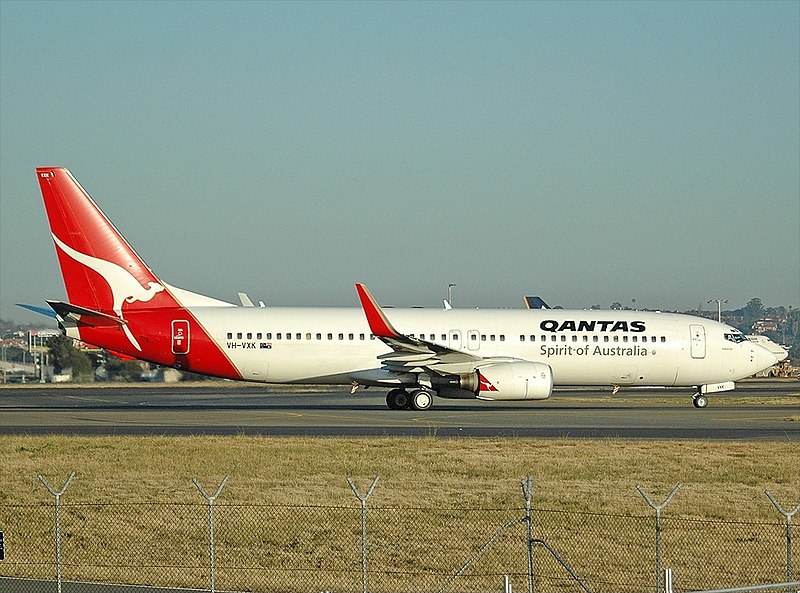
[46,301,127,327]
[17,303,57,318]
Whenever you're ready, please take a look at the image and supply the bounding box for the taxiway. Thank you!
[0,380,797,439]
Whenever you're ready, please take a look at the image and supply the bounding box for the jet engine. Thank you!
[433,361,553,401]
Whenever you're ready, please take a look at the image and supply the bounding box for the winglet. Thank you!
[355,283,401,338]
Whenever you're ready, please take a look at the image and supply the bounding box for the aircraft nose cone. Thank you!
[755,345,779,372]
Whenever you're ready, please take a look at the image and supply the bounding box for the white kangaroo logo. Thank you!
[52,233,164,351]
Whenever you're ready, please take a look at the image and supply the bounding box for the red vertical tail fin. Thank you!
[36,167,165,316]
[35,167,241,379]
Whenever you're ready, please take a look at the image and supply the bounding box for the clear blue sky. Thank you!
[1,1,798,322]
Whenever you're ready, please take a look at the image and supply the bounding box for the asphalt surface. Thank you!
[0,379,797,439]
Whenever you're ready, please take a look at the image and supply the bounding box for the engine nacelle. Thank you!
[475,361,553,400]
[434,361,553,401]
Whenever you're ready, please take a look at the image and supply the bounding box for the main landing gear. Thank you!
[386,388,434,411]
[692,393,709,409]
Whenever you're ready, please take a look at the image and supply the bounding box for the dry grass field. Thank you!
[2,435,797,516]
[1,436,798,591]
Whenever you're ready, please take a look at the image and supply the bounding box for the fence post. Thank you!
[193,475,229,593]
[521,476,535,593]
[348,476,379,593]
[664,568,673,593]
[765,491,799,585]
[637,484,681,593]
[37,472,75,593]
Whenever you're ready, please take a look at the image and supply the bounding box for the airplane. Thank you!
[31,167,779,410]
[746,335,789,363]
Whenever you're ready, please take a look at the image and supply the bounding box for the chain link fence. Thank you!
[0,475,796,593]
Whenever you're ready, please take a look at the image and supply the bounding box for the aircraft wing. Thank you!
[355,284,482,375]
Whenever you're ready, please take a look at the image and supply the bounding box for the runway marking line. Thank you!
[64,395,124,404]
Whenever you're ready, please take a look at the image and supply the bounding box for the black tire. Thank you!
[693,394,708,409]
[386,389,409,410]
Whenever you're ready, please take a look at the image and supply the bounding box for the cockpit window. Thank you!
[724,332,747,344]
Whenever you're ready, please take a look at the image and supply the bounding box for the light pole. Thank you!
[447,283,456,307]
[707,299,727,323]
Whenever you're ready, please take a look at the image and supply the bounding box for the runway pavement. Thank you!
[0,379,797,439]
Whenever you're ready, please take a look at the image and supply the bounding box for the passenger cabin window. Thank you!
[227,333,233,339]
[237,332,243,340]
[247,333,252,340]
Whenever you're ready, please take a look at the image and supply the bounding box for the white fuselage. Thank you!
[189,305,775,387]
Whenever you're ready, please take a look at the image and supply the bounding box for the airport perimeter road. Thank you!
[0,380,797,439]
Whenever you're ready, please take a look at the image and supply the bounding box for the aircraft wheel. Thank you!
[386,389,409,410]
[692,394,708,409]
[409,389,434,411]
